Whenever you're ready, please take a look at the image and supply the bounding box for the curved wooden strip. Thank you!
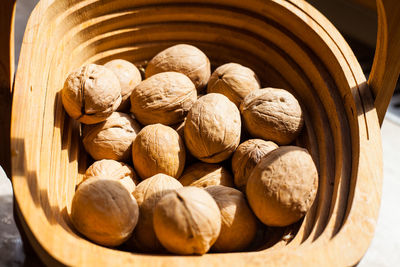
[368,0,400,124]
[10,0,382,266]
[0,0,16,176]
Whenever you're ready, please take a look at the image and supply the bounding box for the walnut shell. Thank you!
[130,72,197,126]
[132,124,186,179]
[246,146,318,226]
[83,159,139,193]
[179,162,234,188]
[104,59,142,111]
[207,63,260,107]
[61,64,122,124]
[145,44,211,91]
[70,177,139,247]
[240,88,304,145]
[129,174,183,252]
[205,186,258,252]
[232,139,278,192]
[153,186,221,255]
[184,93,241,163]
[82,112,141,162]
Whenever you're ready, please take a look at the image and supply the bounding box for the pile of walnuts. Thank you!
[62,44,318,255]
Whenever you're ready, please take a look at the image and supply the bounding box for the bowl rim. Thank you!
[10,0,382,266]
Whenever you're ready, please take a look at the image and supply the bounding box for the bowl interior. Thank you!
[13,0,368,264]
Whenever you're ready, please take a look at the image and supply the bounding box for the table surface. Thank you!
[1,0,400,266]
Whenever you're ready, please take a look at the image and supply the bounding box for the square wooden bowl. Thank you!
[9,0,396,265]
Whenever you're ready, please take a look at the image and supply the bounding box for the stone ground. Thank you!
[1,0,399,266]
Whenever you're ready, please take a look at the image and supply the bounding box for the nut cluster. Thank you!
[63,44,318,255]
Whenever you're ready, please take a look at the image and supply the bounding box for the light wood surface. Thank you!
[368,0,400,125]
[5,0,399,266]
[0,0,16,177]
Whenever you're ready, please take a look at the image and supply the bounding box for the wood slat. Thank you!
[0,0,16,177]
[9,0,394,266]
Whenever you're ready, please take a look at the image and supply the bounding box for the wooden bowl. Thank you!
[3,0,400,266]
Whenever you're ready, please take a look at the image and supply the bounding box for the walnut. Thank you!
[61,64,122,124]
[82,112,141,162]
[104,59,142,111]
[232,139,278,192]
[207,63,260,107]
[145,44,211,92]
[179,162,233,188]
[70,177,139,246]
[132,124,186,179]
[153,186,221,255]
[83,159,139,193]
[240,88,304,145]
[205,186,258,252]
[130,72,197,126]
[184,93,241,163]
[246,146,318,226]
[129,173,183,252]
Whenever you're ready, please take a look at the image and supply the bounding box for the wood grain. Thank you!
[368,0,400,125]
[0,0,16,177]
[7,0,397,266]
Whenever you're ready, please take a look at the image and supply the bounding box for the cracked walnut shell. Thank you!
[240,88,304,145]
[246,146,318,227]
[82,112,141,162]
[61,64,122,124]
[153,186,221,255]
[184,93,241,163]
[145,44,211,91]
[70,177,139,247]
[130,72,197,126]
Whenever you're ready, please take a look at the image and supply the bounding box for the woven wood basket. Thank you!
[1,0,400,266]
